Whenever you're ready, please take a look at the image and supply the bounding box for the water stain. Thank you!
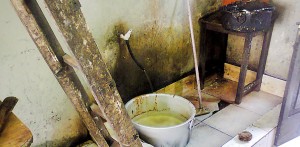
[101,0,223,103]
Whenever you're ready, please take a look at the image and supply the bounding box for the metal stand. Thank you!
[199,12,274,104]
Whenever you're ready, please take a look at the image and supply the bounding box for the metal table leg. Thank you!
[199,23,207,89]
[235,33,253,104]
[255,27,274,91]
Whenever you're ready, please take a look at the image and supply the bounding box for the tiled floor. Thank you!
[223,125,268,147]
[187,123,232,147]
[203,105,261,136]
[186,91,282,147]
[145,75,283,147]
[253,104,281,132]
[223,104,281,147]
[235,91,282,115]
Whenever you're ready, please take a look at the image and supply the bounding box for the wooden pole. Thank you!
[10,0,109,146]
[43,0,141,146]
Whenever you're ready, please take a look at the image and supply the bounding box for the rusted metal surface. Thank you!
[43,0,141,146]
[10,0,108,146]
[255,24,275,91]
[199,10,275,104]
[235,33,253,104]
[221,1,275,33]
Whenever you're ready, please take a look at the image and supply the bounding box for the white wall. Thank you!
[0,1,86,146]
[265,0,300,80]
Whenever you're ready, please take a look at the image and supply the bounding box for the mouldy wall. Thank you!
[80,0,222,102]
[226,0,300,80]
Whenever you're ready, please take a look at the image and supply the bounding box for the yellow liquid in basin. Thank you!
[132,111,187,127]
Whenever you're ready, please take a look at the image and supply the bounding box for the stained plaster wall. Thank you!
[80,0,221,102]
[0,0,221,146]
[226,0,299,80]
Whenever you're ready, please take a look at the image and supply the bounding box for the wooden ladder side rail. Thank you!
[10,0,109,146]
[43,0,142,146]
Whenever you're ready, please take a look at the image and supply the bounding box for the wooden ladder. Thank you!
[11,0,142,146]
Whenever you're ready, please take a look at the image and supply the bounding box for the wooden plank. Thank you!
[10,0,108,146]
[224,63,286,97]
[0,97,18,133]
[0,114,33,147]
[43,0,141,146]
[224,63,257,86]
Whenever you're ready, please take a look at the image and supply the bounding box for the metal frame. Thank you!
[199,12,274,104]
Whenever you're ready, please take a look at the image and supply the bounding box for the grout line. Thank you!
[202,121,234,137]
[233,104,264,116]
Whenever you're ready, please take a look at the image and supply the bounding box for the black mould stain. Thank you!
[102,1,223,103]
[103,21,195,103]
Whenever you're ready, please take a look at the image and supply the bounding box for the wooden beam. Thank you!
[10,0,108,146]
[0,97,18,133]
[43,0,141,146]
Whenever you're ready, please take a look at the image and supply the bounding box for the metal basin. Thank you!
[221,1,275,32]
[125,93,196,147]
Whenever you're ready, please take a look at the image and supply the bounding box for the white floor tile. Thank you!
[187,123,232,147]
[235,91,282,115]
[193,117,202,126]
[222,125,268,147]
[203,105,261,136]
[253,104,281,132]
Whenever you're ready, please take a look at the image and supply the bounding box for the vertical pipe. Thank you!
[186,0,203,107]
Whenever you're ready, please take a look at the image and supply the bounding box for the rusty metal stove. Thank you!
[198,8,276,104]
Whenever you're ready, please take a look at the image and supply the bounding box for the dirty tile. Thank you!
[187,123,232,147]
[253,104,281,132]
[203,105,261,136]
[222,125,268,147]
[235,91,282,115]
[202,77,238,103]
[202,101,220,112]
[195,111,213,122]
